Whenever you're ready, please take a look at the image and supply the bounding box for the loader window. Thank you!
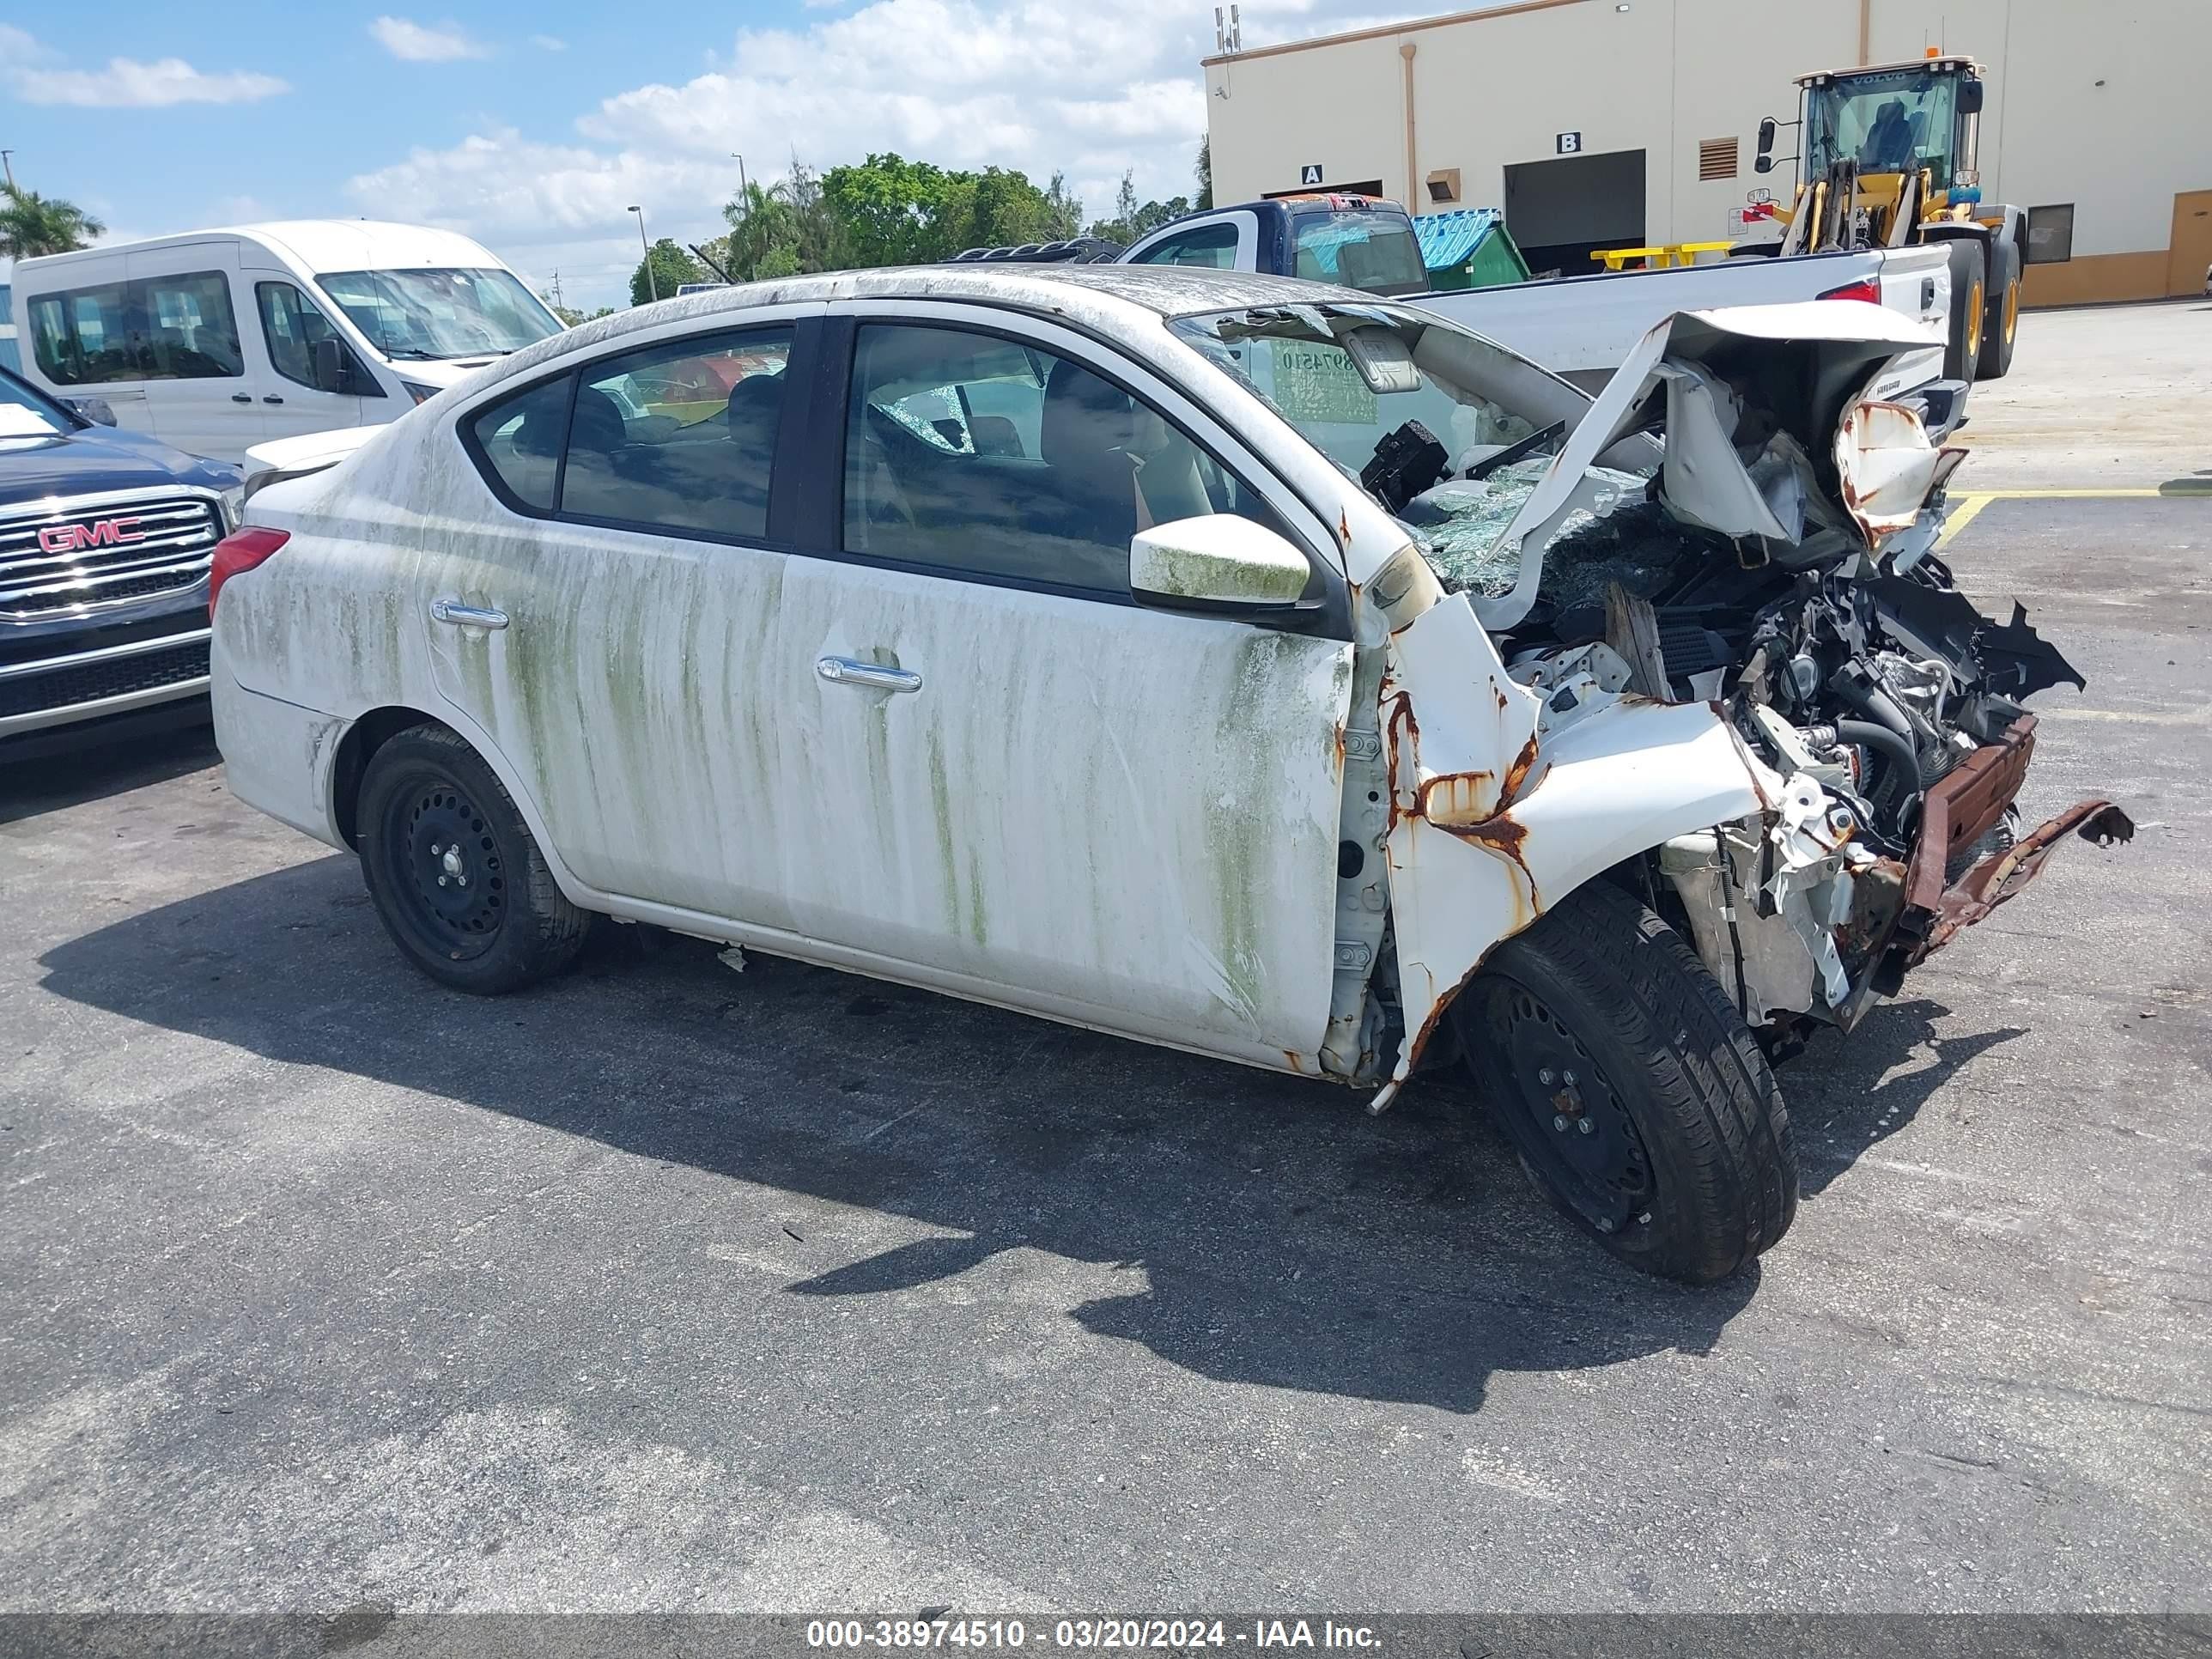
[1804,66,1961,189]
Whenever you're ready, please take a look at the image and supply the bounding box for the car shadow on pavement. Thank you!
[0,721,218,827]
[1782,1000,2027,1198]
[34,854,1790,1417]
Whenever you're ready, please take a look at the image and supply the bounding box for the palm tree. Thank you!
[0,186,106,260]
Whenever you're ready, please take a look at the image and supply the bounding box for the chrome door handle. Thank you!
[817,655,921,693]
[430,598,508,630]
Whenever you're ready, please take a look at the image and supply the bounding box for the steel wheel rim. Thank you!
[1474,976,1655,1236]
[382,775,506,960]
[2004,277,2021,343]
[1966,279,1985,357]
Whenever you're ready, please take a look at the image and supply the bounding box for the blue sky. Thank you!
[2,1,1402,311]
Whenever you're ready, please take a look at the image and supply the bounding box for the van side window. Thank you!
[141,271,244,379]
[466,375,571,513]
[257,282,383,396]
[25,270,243,384]
[28,283,134,386]
[558,328,793,540]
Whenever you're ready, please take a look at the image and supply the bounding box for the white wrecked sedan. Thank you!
[209,267,2130,1283]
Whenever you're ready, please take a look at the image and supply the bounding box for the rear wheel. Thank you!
[1454,881,1799,1284]
[1942,239,1989,380]
[1977,237,2021,380]
[356,724,586,994]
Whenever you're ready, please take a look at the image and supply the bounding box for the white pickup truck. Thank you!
[1100,195,1959,410]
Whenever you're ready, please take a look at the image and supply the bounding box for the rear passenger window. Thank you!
[561,329,793,538]
[843,323,1294,596]
[468,375,570,512]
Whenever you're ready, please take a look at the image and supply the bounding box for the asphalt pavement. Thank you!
[2,313,2207,1629]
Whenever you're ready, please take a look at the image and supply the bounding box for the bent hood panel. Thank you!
[1474,301,1951,631]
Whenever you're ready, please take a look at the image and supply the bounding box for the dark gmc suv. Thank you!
[1,366,240,757]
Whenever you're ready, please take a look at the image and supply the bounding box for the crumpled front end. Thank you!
[1366,305,2130,1098]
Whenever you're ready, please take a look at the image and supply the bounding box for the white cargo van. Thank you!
[9,222,564,463]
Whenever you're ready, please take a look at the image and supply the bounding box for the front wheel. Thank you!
[356,724,587,994]
[1454,881,1799,1284]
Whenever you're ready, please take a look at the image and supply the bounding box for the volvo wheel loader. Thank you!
[1747,53,2027,380]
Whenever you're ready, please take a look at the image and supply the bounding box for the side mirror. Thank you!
[1754,155,1776,174]
[1957,77,1984,115]
[311,337,354,395]
[1756,117,1778,159]
[1129,514,1310,612]
[65,396,118,427]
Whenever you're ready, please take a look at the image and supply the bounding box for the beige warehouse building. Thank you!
[1203,0,2212,305]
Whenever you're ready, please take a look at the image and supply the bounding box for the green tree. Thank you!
[1194,135,1213,211]
[1086,172,1189,244]
[629,238,705,306]
[821,153,959,266]
[1043,171,1083,241]
[0,185,106,259]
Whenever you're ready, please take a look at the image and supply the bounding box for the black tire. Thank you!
[1453,880,1798,1284]
[1977,236,2021,380]
[356,723,586,994]
[1941,239,1989,381]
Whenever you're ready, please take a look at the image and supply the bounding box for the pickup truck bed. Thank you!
[1414,243,1953,393]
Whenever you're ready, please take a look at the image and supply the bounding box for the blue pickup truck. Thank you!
[1,364,240,757]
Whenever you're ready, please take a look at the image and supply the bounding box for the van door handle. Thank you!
[817,655,921,693]
[263,396,284,405]
[430,598,508,630]
[232,393,252,403]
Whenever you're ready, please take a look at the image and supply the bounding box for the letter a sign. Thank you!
[1299,163,1324,185]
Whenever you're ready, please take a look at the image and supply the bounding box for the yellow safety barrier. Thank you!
[1591,241,1736,271]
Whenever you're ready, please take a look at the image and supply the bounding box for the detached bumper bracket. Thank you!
[1892,713,2135,968]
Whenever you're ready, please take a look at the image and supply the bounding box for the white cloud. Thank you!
[368,16,493,63]
[344,0,1393,309]
[531,33,568,51]
[0,24,287,107]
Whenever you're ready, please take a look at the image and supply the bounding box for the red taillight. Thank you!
[209,526,290,617]
[1818,277,1883,305]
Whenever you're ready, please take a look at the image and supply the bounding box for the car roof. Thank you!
[465,264,1376,402]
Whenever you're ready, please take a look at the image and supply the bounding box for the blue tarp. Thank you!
[1413,208,1505,271]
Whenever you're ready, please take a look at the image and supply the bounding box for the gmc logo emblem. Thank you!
[37,517,144,556]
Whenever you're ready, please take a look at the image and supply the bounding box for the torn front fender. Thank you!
[1380,592,1783,1090]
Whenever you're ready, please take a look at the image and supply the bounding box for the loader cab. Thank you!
[1792,57,1984,194]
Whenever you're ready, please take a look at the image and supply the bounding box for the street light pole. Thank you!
[628,204,657,303]
[731,153,752,282]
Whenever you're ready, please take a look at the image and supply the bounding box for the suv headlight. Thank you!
[219,483,245,530]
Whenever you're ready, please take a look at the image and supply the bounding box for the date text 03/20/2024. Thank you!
[804,1618,1382,1649]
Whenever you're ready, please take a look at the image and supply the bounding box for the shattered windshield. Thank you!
[1170,302,1657,595]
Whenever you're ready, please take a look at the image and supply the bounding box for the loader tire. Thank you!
[1454,880,1799,1285]
[1943,239,1989,381]
[1978,237,2021,380]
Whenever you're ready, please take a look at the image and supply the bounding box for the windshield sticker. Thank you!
[1268,343,1378,427]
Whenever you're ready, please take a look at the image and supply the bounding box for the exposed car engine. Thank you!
[1497,491,2131,1047]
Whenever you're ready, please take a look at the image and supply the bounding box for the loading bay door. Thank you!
[1504,148,1647,276]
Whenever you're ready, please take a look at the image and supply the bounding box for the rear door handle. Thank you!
[430,598,508,630]
[263,395,285,405]
[817,655,921,693]
[231,393,252,404]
